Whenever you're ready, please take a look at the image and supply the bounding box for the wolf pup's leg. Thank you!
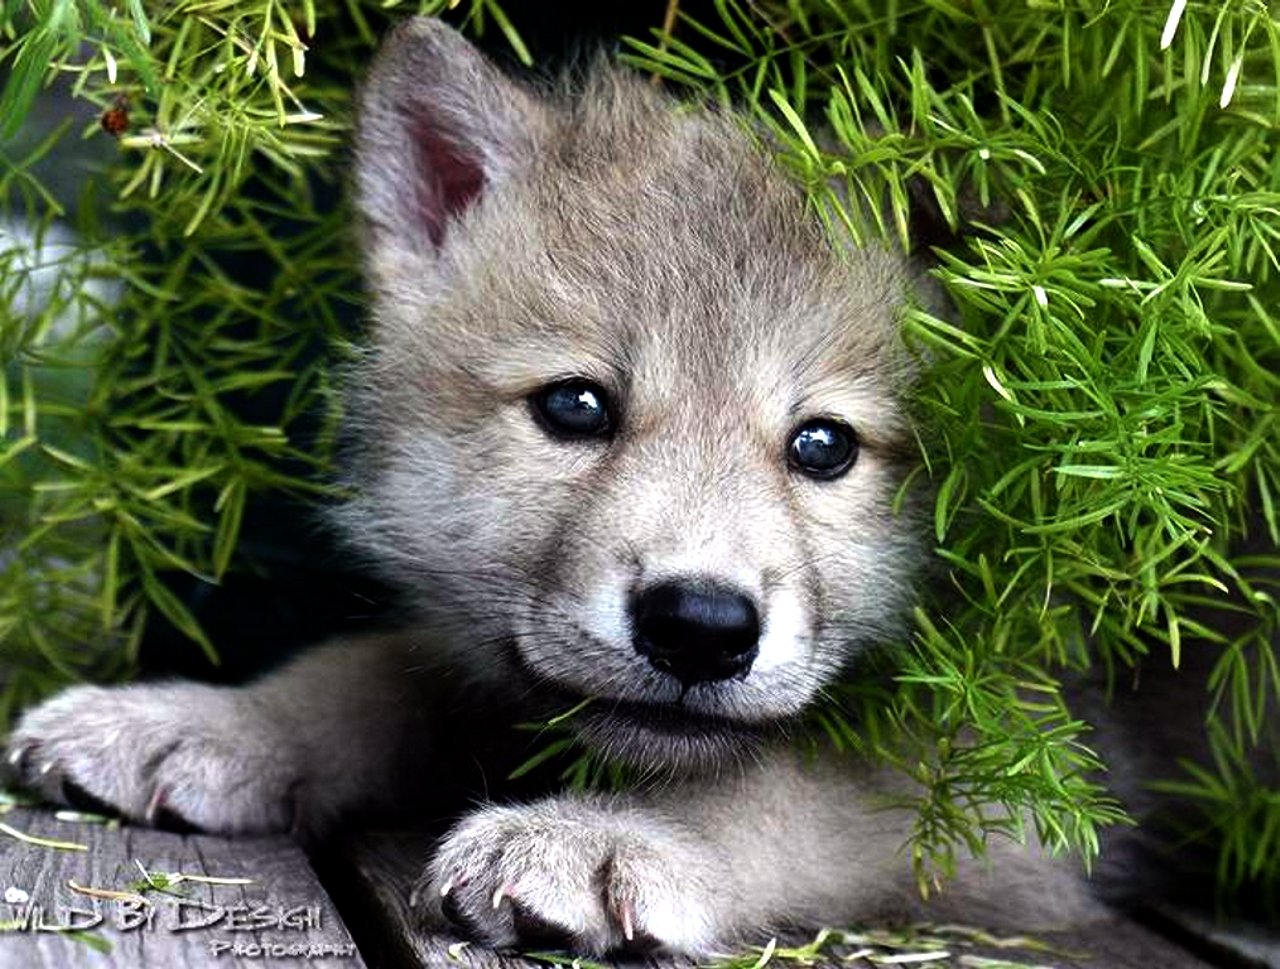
[419,745,1099,957]
[6,634,429,833]
[418,747,899,955]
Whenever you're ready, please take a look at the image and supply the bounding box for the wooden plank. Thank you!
[315,829,532,969]
[0,806,363,968]
[326,827,1225,969]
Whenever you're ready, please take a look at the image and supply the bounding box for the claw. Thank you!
[144,785,168,824]
[619,901,635,942]
[442,872,470,897]
[142,784,199,833]
[7,745,26,766]
[491,882,514,910]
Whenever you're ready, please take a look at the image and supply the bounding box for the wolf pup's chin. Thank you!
[504,634,786,771]
[6,18,1122,959]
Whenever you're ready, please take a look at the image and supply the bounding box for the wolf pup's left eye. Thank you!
[531,379,613,440]
[788,418,858,479]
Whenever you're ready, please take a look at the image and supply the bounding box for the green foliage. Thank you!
[626,0,1280,894]
[0,0,519,719]
[2,0,1278,901]
[508,699,641,792]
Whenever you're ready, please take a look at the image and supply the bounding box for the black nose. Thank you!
[631,581,760,686]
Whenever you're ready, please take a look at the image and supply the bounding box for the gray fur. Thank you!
[5,18,1102,957]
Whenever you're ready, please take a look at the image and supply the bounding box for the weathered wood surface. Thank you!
[0,807,363,968]
[328,827,1230,969]
[4,806,1277,969]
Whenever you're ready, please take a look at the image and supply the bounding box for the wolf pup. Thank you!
[6,18,1096,957]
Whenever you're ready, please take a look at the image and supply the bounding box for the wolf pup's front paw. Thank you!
[420,798,723,956]
[6,684,303,834]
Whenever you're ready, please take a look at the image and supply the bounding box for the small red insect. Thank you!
[100,96,130,137]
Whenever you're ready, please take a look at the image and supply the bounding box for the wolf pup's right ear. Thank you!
[355,18,543,255]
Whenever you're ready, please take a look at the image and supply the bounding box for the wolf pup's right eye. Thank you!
[531,379,613,440]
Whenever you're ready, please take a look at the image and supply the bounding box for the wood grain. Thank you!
[2,804,1268,969]
[0,807,363,968]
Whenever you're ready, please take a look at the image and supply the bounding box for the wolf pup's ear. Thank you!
[355,17,542,253]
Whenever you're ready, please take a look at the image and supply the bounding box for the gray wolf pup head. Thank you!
[343,18,926,770]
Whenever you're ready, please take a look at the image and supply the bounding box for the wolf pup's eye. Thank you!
[788,418,858,479]
[531,379,613,440]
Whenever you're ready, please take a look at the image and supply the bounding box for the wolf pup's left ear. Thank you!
[355,17,543,253]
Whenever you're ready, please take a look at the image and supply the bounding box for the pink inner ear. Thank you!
[412,118,487,248]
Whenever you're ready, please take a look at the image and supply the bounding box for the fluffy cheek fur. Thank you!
[356,398,585,625]
[798,457,924,663]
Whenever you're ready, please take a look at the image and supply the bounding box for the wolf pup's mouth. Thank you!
[532,678,777,772]
[580,702,771,772]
